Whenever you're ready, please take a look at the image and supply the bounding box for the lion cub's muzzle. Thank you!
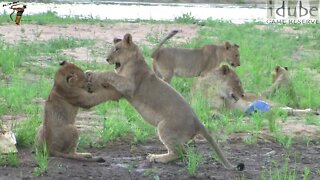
[115,62,121,70]
[85,71,93,82]
[231,93,240,102]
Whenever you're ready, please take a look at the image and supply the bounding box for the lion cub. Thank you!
[262,66,298,107]
[192,64,245,112]
[86,34,244,171]
[192,65,317,115]
[35,61,121,162]
[151,30,240,83]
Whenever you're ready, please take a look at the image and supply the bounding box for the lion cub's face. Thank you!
[217,65,244,102]
[106,34,138,73]
[55,61,89,91]
[222,42,240,67]
[272,66,288,83]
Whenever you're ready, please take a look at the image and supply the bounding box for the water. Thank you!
[0,1,267,24]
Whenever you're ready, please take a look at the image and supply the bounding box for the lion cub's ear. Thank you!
[284,66,288,71]
[275,65,281,72]
[123,33,132,46]
[225,41,231,50]
[66,73,78,85]
[221,65,230,75]
[113,38,122,44]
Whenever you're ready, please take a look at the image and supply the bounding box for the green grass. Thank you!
[0,76,49,115]
[14,114,42,147]
[261,159,297,180]
[34,145,49,176]
[305,115,320,126]
[0,15,319,178]
[99,100,155,144]
[100,114,131,143]
[303,167,311,180]
[0,153,19,167]
[174,12,198,24]
[196,21,320,109]
[243,134,258,145]
[274,132,293,149]
[184,146,204,177]
[0,37,94,74]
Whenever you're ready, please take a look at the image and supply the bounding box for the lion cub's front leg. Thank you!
[86,71,135,97]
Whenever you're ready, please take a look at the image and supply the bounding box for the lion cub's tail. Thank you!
[198,123,245,171]
[50,150,105,163]
[151,30,179,59]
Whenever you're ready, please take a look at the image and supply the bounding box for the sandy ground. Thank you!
[0,23,198,63]
[0,23,198,44]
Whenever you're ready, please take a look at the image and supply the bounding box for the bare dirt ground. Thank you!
[1,137,320,179]
[0,23,198,63]
[1,23,320,179]
[0,23,197,44]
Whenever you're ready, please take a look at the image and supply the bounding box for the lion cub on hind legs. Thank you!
[151,30,241,83]
[35,61,122,162]
[86,33,244,171]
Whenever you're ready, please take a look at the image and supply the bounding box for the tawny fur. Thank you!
[262,66,298,107]
[151,30,240,83]
[34,61,122,162]
[192,65,318,116]
[86,33,244,170]
[191,64,245,112]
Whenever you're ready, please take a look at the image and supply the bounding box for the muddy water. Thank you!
[0,1,266,23]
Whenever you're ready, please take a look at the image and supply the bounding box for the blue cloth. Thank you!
[245,100,270,114]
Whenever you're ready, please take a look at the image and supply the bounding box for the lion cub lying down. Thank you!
[192,65,318,115]
[192,64,245,112]
[35,61,121,162]
[151,30,240,83]
[86,34,244,171]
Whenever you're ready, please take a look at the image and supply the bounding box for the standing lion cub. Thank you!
[151,30,240,83]
[35,61,121,162]
[86,33,244,171]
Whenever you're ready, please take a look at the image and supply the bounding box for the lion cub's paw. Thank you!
[146,153,177,163]
[76,152,92,158]
[146,153,157,162]
[84,70,94,82]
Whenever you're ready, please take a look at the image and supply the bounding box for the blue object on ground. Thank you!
[245,100,270,114]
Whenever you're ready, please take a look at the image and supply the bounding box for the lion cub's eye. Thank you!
[114,47,120,52]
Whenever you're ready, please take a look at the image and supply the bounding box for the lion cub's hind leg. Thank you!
[34,125,45,150]
[152,62,163,79]
[160,69,174,83]
[147,121,188,163]
[50,125,93,160]
[154,63,174,83]
[50,125,78,153]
